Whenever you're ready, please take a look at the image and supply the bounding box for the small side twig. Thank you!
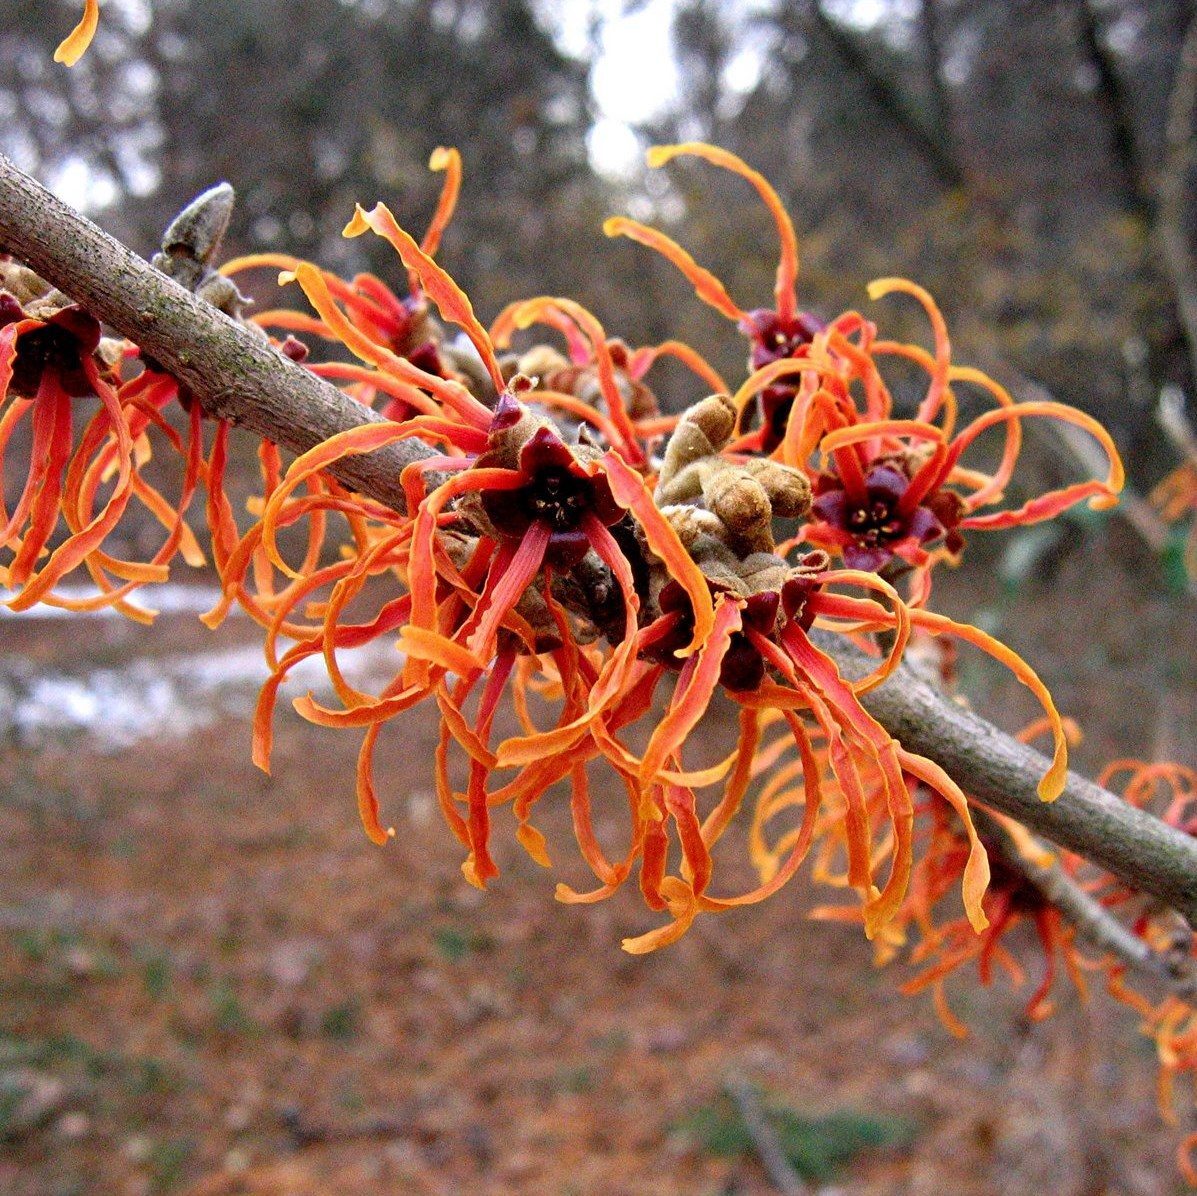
[723,1078,808,1196]
[972,809,1197,1006]
[1158,383,1197,464]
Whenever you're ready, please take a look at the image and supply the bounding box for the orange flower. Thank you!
[609,144,1124,598]
[0,290,139,609]
[44,359,206,622]
[1152,459,1197,582]
[202,147,1104,964]
[222,149,482,421]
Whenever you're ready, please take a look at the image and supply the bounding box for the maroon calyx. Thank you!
[480,425,621,568]
[280,335,310,363]
[737,308,825,450]
[740,308,824,370]
[1,298,103,398]
[641,582,782,692]
[811,464,960,572]
[406,339,445,378]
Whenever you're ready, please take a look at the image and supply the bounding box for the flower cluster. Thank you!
[184,144,1127,958]
[807,698,1197,1182]
[1,145,1124,953]
[608,143,1122,606]
[7,134,1197,1176]
[1154,458,1197,584]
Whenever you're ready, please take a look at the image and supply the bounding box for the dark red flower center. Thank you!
[741,308,823,370]
[642,584,787,692]
[846,496,905,547]
[521,465,590,532]
[0,297,102,398]
[812,466,946,571]
[735,310,824,450]
[983,843,1048,913]
[479,414,621,569]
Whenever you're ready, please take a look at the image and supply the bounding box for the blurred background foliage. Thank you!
[3,8,1197,1189]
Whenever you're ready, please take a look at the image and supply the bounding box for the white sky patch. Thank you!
[586,116,643,179]
[46,157,119,211]
[589,0,680,125]
[823,0,889,28]
[722,44,765,96]
[543,0,681,179]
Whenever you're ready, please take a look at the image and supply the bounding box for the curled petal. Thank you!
[344,202,505,394]
[603,217,744,322]
[911,608,1068,801]
[647,143,800,321]
[420,147,463,261]
[599,450,714,655]
[866,278,950,425]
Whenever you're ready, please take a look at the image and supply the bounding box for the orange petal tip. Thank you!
[54,0,98,67]
[645,145,677,169]
[342,207,371,238]
[1037,771,1065,802]
[461,858,488,890]
[516,823,552,868]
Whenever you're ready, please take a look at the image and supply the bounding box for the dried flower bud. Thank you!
[701,466,774,555]
[737,457,811,520]
[657,392,736,494]
[151,183,250,318]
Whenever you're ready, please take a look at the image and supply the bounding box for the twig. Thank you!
[1159,383,1197,464]
[723,1078,808,1196]
[971,809,1197,1005]
[279,1104,413,1148]
[808,1,964,191]
[1,154,1195,930]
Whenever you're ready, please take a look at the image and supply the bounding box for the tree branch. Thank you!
[917,0,955,168]
[1075,0,1154,221]
[1,155,1195,929]
[971,809,1197,1006]
[820,632,1197,929]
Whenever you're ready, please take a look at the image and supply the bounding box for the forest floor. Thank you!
[2,522,1196,1196]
